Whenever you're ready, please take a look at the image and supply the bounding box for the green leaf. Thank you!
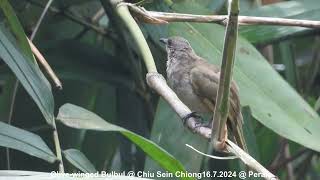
[241,106,260,161]
[57,103,192,180]
[116,88,151,171]
[0,0,34,60]
[276,41,298,88]
[0,26,54,125]
[0,121,57,163]
[144,99,208,173]
[144,1,320,152]
[63,149,97,173]
[0,75,17,122]
[240,0,320,45]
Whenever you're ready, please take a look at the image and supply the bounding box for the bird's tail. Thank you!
[231,114,248,153]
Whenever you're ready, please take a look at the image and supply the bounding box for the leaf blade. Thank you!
[0,0,34,60]
[0,26,54,125]
[0,121,57,163]
[57,103,193,180]
[63,149,97,173]
[239,0,320,44]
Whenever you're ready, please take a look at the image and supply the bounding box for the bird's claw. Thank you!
[182,111,202,125]
[182,112,211,132]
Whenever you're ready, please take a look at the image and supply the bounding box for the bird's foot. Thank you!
[182,111,203,125]
[182,112,211,131]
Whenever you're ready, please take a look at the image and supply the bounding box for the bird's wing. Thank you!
[189,64,219,111]
[190,63,247,151]
[190,62,243,126]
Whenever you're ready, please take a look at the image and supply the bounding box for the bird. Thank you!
[160,36,247,152]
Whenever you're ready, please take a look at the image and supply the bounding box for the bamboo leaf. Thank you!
[0,1,54,125]
[63,149,97,173]
[0,0,34,60]
[0,121,57,163]
[57,103,192,180]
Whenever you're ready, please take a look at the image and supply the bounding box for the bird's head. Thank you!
[160,36,193,52]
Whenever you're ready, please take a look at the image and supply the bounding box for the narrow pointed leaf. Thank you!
[144,99,208,173]
[57,103,192,180]
[0,27,54,125]
[0,121,57,163]
[63,149,97,173]
[0,0,34,60]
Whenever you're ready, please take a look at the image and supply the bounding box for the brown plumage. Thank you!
[160,36,247,152]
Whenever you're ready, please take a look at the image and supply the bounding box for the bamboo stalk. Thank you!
[126,3,320,28]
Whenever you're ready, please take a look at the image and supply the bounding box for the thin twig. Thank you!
[30,0,54,40]
[296,152,314,179]
[269,138,288,170]
[52,122,64,173]
[127,3,320,28]
[211,0,239,150]
[269,148,309,172]
[26,0,108,36]
[261,45,274,64]
[27,38,62,89]
[227,140,278,180]
[5,80,19,170]
[284,141,295,180]
[186,144,237,160]
[91,8,105,23]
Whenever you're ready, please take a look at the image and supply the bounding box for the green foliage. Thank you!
[0,121,57,163]
[0,0,34,60]
[57,103,192,180]
[0,25,54,125]
[63,149,97,173]
[240,0,320,45]
[144,99,208,173]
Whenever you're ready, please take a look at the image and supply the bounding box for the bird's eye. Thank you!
[167,39,172,46]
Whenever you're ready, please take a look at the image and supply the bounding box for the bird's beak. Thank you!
[159,38,168,44]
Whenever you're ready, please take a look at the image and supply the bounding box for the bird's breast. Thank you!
[167,66,211,113]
